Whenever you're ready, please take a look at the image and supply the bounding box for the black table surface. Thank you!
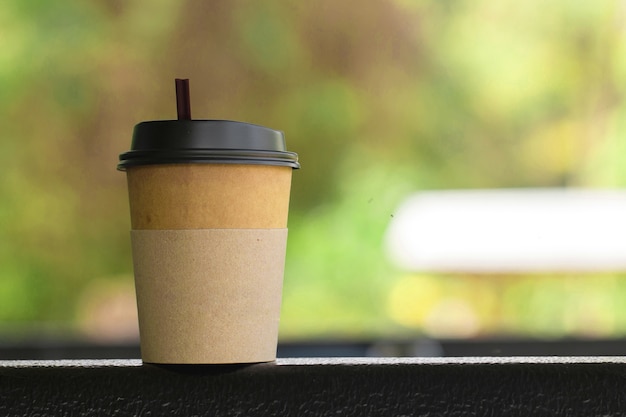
[2,357,626,416]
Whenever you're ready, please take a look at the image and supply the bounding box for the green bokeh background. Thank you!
[1,0,626,340]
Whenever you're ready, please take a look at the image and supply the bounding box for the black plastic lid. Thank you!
[118,120,300,170]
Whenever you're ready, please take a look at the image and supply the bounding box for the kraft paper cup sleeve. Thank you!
[131,228,287,364]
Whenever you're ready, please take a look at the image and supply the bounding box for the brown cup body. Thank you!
[127,163,293,229]
[126,163,293,364]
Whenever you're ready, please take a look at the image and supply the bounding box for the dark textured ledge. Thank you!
[2,357,626,416]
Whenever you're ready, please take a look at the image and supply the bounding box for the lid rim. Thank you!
[120,148,299,156]
[117,150,300,170]
[117,159,300,170]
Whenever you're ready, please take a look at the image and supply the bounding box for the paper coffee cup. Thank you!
[119,119,299,364]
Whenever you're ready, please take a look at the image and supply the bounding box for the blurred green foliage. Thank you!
[1,0,626,340]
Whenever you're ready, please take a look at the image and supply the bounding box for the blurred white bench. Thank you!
[385,188,626,273]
